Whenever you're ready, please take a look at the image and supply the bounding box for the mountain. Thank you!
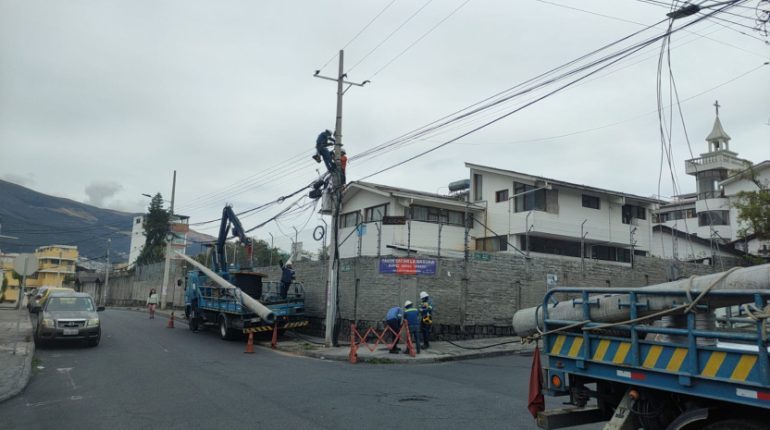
[0,179,136,261]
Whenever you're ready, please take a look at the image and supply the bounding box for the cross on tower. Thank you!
[714,100,721,116]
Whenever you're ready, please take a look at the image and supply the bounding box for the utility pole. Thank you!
[314,49,368,347]
[161,170,176,310]
[103,238,111,306]
[268,232,274,267]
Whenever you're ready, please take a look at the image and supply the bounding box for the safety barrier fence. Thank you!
[349,321,415,363]
[243,320,309,352]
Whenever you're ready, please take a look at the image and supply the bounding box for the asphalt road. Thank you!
[1,309,600,430]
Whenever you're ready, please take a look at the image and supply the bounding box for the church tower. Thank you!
[684,101,752,240]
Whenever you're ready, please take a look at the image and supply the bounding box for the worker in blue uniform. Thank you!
[385,306,403,354]
[419,291,434,349]
[314,129,337,174]
[403,300,421,354]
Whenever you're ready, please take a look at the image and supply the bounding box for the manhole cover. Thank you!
[398,395,430,403]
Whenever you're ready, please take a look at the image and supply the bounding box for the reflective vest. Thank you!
[420,302,433,325]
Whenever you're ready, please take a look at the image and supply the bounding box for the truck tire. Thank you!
[219,315,237,341]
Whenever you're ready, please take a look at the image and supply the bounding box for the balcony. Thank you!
[685,153,751,175]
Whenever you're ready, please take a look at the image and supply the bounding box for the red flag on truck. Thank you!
[528,345,545,418]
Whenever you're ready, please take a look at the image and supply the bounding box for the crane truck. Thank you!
[183,206,306,340]
[513,264,770,430]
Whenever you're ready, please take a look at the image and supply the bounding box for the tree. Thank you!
[733,168,770,241]
[136,193,170,266]
[317,245,329,261]
[734,189,770,240]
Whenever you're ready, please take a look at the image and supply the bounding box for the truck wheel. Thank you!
[702,419,766,430]
[219,316,236,340]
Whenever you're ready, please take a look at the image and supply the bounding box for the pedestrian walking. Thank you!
[314,129,337,174]
[147,289,159,319]
[279,260,295,300]
[403,300,421,354]
[385,306,403,353]
[419,291,434,349]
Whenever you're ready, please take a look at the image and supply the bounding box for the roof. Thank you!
[465,163,662,205]
[652,225,744,256]
[706,116,731,142]
[720,160,770,187]
[343,181,485,212]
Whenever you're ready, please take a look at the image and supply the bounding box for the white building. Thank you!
[467,163,660,263]
[128,214,190,267]
[656,106,767,259]
[337,181,484,258]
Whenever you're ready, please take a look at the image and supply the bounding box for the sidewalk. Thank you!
[137,306,535,364]
[0,304,35,403]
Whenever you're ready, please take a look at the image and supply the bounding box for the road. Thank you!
[1,309,599,430]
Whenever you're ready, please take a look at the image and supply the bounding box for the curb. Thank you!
[0,333,35,404]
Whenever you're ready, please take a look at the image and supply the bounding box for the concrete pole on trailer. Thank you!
[314,49,368,347]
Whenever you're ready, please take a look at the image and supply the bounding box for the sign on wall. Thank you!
[379,258,436,275]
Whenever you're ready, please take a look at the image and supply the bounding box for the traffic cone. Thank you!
[271,323,279,349]
[244,332,255,354]
[167,311,175,328]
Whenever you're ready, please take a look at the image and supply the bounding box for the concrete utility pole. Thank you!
[103,238,110,306]
[314,49,368,347]
[161,170,176,310]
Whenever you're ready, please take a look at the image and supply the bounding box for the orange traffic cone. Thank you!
[167,311,175,328]
[271,323,279,349]
[244,332,255,354]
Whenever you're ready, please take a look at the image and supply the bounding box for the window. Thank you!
[495,190,509,203]
[135,218,141,224]
[696,170,727,199]
[473,174,483,201]
[409,205,465,226]
[340,211,360,228]
[582,195,600,210]
[475,236,508,251]
[364,204,387,222]
[698,210,730,226]
[513,182,546,212]
[622,204,647,224]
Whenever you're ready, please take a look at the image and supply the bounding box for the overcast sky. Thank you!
[1,0,768,255]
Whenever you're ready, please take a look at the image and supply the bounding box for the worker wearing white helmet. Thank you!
[419,291,434,349]
[403,300,421,354]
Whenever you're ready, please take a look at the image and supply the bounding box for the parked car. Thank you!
[32,291,104,347]
[28,286,74,312]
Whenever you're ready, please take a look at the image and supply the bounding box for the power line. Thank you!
[352,4,746,181]
[317,0,399,72]
[366,0,471,80]
[347,0,434,73]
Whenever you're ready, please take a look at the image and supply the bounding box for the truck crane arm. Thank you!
[214,205,253,273]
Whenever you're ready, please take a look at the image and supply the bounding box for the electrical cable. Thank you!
[317,0,398,73]
[365,0,471,80]
[347,0,434,73]
[352,3,748,182]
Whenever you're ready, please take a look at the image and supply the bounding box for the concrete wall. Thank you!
[98,253,739,340]
[258,253,733,339]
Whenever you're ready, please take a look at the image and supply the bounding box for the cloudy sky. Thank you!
[1,0,768,255]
